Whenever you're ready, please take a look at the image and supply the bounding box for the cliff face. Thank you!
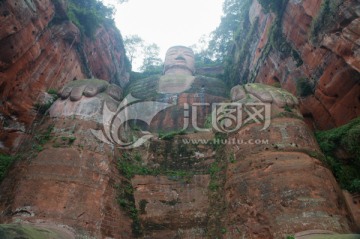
[228,0,360,130]
[0,0,129,152]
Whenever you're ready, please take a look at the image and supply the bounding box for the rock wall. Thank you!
[0,95,133,238]
[229,0,360,130]
[0,0,129,152]
[223,83,354,238]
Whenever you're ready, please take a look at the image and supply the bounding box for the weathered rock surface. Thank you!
[294,230,360,239]
[231,0,360,130]
[131,175,210,239]
[1,82,358,238]
[126,75,228,132]
[0,0,129,152]
[0,223,76,239]
[343,191,360,232]
[222,84,354,238]
[0,95,132,238]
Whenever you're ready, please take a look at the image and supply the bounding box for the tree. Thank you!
[140,43,163,73]
[207,0,252,61]
[67,0,115,37]
[191,35,219,68]
[257,0,285,13]
[123,35,144,67]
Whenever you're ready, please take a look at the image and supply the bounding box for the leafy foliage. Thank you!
[310,0,342,45]
[34,89,59,115]
[296,78,314,97]
[158,130,186,141]
[51,0,115,38]
[263,0,303,67]
[124,35,144,68]
[315,117,360,192]
[190,35,221,68]
[117,152,193,181]
[0,154,18,182]
[208,161,222,191]
[67,0,115,38]
[207,0,252,62]
[116,182,142,236]
[224,16,259,87]
[257,0,286,13]
[140,43,163,72]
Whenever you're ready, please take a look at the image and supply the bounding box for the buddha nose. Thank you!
[175,55,186,61]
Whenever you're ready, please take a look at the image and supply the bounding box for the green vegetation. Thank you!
[296,78,314,97]
[223,0,305,86]
[284,105,292,112]
[34,125,54,147]
[0,224,70,239]
[228,153,236,163]
[208,0,253,62]
[68,0,114,38]
[257,0,286,13]
[47,89,58,96]
[221,0,253,87]
[51,0,115,38]
[310,0,342,45]
[117,154,155,179]
[158,129,186,140]
[315,117,360,192]
[0,154,18,182]
[271,82,281,88]
[286,236,295,239]
[116,150,197,236]
[124,75,160,99]
[264,0,303,66]
[208,161,222,191]
[34,102,53,115]
[117,152,194,182]
[211,132,228,150]
[60,136,76,145]
[116,183,142,236]
[33,89,59,115]
[139,199,148,214]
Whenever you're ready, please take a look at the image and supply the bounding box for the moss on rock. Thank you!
[0,224,71,239]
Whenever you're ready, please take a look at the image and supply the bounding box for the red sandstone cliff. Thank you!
[229,0,360,130]
[0,0,129,152]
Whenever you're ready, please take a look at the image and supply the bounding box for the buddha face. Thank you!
[163,46,195,75]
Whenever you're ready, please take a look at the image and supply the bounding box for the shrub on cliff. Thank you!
[0,154,17,182]
[51,0,115,38]
[67,0,115,38]
[316,117,360,192]
[310,0,342,45]
[257,0,287,14]
[296,78,314,97]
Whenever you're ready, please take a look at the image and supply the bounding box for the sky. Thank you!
[102,0,224,70]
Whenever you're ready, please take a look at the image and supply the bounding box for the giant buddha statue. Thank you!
[0,46,358,239]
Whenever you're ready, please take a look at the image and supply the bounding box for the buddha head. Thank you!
[163,46,195,76]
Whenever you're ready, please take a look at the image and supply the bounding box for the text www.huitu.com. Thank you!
[182,138,269,145]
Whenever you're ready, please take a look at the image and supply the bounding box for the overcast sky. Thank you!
[102,0,223,70]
